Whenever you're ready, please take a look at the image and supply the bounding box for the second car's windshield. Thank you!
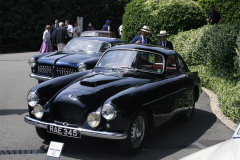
[63,39,103,52]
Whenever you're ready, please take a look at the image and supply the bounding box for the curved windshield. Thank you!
[97,50,164,74]
[63,39,108,53]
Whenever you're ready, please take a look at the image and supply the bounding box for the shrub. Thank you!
[122,0,206,44]
[189,65,240,123]
[169,22,240,75]
[171,23,240,123]
[198,0,240,24]
[0,0,130,52]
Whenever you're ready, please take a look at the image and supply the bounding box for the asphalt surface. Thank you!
[0,52,234,160]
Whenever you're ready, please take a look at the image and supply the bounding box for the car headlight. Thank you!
[102,104,117,120]
[78,63,87,72]
[87,112,100,128]
[33,104,44,119]
[27,92,39,107]
[28,57,36,67]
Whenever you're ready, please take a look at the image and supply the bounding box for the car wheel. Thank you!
[183,91,195,122]
[35,127,52,141]
[119,111,148,156]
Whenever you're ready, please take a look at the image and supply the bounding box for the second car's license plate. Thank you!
[47,125,81,138]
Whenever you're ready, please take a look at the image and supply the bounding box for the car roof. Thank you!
[108,44,176,56]
[82,30,114,34]
[75,36,125,43]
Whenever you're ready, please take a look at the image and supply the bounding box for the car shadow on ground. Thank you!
[0,109,28,116]
[39,108,217,160]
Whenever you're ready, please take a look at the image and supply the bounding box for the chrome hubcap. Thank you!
[131,115,145,148]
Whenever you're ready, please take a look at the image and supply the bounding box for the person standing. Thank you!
[118,25,123,39]
[102,20,111,31]
[50,19,59,51]
[87,23,95,31]
[53,22,69,51]
[40,25,53,53]
[131,25,151,44]
[156,30,173,49]
[207,5,222,25]
[73,22,81,38]
[65,20,73,43]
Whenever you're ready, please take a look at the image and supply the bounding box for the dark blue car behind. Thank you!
[28,37,126,83]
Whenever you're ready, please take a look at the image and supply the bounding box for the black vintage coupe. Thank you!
[28,37,126,83]
[25,44,201,155]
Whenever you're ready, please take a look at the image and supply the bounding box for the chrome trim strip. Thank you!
[29,73,52,81]
[24,115,127,140]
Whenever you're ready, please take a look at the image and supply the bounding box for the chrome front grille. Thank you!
[38,65,53,74]
[53,104,85,126]
[56,67,77,76]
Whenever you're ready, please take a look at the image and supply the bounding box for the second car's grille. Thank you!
[53,104,84,126]
[38,65,53,74]
[56,67,77,76]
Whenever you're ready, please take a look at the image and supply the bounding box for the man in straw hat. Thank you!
[156,30,173,49]
[87,23,95,31]
[131,25,151,44]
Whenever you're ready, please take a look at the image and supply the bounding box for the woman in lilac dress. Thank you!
[40,25,53,53]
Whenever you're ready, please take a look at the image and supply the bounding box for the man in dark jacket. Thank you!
[206,5,222,25]
[50,19,59,51]
[102,20,111,31]
[156,30,173,50]
[53,22,69,51]
[131,25,151,44]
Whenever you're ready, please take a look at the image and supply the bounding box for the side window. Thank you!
[135,52,164,73]
[177,55,186,73]
[99,43,111,52]
[166,55,179,76]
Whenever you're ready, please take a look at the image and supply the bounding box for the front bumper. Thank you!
[24,115,127,140]
[29,73,52,81]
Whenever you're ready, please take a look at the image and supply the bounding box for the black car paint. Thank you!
[30,37,126,79]
[28,44,201,134]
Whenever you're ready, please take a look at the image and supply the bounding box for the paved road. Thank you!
[0,52,234,160]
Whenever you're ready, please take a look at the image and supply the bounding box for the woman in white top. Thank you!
[40,25,53,53]
[73,22,81,38]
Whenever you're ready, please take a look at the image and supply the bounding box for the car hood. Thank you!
[55,53,100,67]
[37,51,100,66]
[52,71,156,111]
[180,139,240,160]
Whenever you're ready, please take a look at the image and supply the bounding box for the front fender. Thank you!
[29,70,91,102]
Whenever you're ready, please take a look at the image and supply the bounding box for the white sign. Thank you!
[47,141,64,158]
[77,17,83,33]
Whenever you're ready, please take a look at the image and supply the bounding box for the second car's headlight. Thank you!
[33,104,44,119]
[78,63,87,72]
[102,104,117,120]
[87,112,100,128]
[27,92,39,107]
[28,57,36,67]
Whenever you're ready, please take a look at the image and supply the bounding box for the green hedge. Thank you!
[122,0,206,43]
[0,0,130,53]
[170,23,240,123]
[169,22,240,75]
[198,0,240,24]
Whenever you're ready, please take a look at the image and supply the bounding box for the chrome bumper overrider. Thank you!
[29,73,52,81]
[24,116,127,140]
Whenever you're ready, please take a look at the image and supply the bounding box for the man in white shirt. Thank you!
[65,20,73,43]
